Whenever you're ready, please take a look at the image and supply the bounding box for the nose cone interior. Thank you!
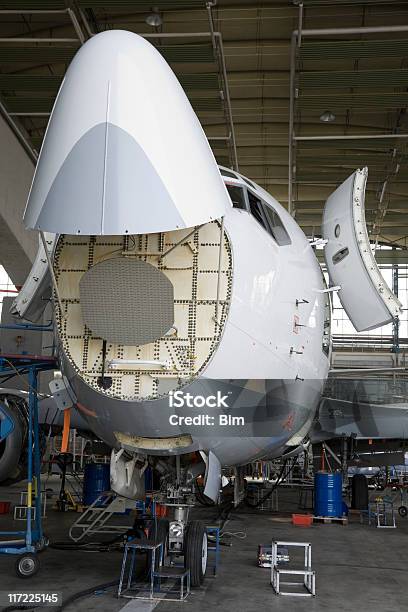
[53,224,232,401]
[79,258,174,346]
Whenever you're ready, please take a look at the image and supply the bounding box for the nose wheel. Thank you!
[184,520,207,587]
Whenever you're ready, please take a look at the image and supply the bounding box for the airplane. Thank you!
[0,29,402,584]
[313,375,408,441]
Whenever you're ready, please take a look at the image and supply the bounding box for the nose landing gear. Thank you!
[165,504,208,587]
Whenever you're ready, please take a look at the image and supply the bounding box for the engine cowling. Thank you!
[0,394,28,484]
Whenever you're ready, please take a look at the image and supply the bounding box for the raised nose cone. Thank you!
[24,30,230,235]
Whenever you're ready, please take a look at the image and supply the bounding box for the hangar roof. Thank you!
[0,0,408,246]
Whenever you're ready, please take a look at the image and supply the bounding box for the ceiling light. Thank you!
[320,110,336,123]
[145,9,162,27]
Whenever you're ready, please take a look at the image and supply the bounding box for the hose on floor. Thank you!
[49,536,124,552]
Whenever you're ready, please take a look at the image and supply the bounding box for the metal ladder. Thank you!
[65,469,83,506]
[69,491,135,542]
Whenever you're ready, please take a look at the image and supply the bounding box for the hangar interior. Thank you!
[0,1,408,611]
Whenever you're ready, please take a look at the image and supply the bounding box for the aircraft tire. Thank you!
[184,520,207,587]
[351,474,369,510]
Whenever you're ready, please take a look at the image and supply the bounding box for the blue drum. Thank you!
[83,462,110,506]
[314,471,343,517]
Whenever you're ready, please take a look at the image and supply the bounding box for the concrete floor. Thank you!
[0,479,407,612]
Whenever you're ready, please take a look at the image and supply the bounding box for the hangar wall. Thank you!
[0,115,36,286]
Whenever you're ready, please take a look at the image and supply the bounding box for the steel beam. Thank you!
[295,134,408,141]
[0,38,78,43]
[0,99,37,163]
[288,22,408,215]
[9,113,51,117]
[206,3,238,171]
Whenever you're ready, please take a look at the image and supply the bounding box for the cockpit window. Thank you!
[226,184,247,210]
[247,189,291,246]
[221,169,239,179]
[247,190,268,230]
[262,203,291,246]
[242,177,257,189]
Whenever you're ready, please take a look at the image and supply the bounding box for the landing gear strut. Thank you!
[166,504,207,587]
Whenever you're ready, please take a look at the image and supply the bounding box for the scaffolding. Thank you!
[0,353,56,577]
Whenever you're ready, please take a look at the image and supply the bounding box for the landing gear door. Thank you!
[322,167,402,332]
[201,450,221,503]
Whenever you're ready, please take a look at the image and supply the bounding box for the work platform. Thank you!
[0,353,57,577]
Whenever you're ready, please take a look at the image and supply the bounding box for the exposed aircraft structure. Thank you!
[313,376,408,441]
[0,29,403,584]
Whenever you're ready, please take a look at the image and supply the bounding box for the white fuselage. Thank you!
[18,30,331,468]
[56,169,330,467]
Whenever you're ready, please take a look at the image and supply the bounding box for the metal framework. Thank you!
[0,4,237,172]
[0,354,56,574]
[288,23,408,216]
[0,6,87,160]
[288,17,408,256]
[0,2,407,243]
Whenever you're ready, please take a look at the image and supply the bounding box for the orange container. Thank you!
[155,503,168,518]
[292,513,313,527]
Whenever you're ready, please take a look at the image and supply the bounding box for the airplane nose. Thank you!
[23,30,230,236]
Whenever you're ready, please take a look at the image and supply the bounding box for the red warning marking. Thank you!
[282,413,294,432]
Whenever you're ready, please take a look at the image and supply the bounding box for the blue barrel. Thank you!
[314,471,343,517]
[83,463,110,506]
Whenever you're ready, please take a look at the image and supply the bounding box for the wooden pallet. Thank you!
[313,516,348,525]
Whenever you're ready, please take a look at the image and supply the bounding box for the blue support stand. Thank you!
[206,525,221,577]
[0,354,56,576]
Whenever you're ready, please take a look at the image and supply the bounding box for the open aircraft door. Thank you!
[322,167,402,332]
